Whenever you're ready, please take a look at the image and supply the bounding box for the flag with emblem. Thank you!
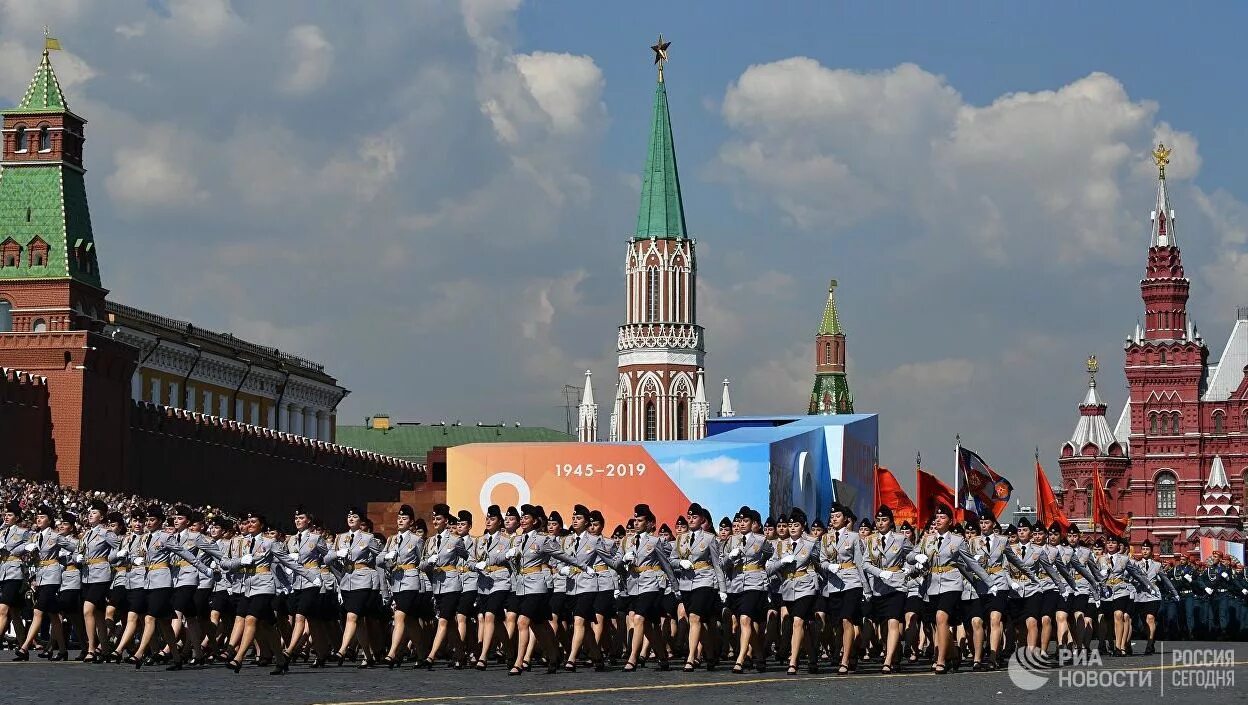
[957,446,1012,519]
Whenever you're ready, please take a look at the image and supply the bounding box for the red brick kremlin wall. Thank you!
[0,366,54,481]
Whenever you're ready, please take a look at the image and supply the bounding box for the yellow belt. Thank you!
[1074,574,1087,581]
[741,565,763,572]
[39,559,59,567]
[395,564,418,571]
[519,566,545,575]
[631,566,663,574]
[304,561,321,569]
[692,561,713,571]
[86,557,109,565]
[354,562,373,569]
[2,556,20,562]
[1106,577,1123,585]
[986,566,1003,574]
[320,567,331,574]
[65,565,78,571]
[839,561,857,569]
[929,566,956,573]
[116,567,128,573]
[240,566,271,574]
[566,567,583,575]
[595,565,612,572]
[787,570,809,578]
[147,562,169,570]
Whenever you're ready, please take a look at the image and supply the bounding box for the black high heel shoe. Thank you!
[417,657,434,671]
[327,651,345,667]
[12,648,29,662]
[380,655,397,669]
[270,654,289,676]
[508,666,523,676]
[227,659,242,673]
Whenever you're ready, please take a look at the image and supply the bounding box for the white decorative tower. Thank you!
[577,370,597,442]
[615,35,705,442]
[719,378,735,418]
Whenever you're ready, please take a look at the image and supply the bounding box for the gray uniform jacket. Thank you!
[564,532,610,595]
[599,532,675,596]
[30,527,77,587]
[820,528,869,594]
[981,534,1037,593]
[920,531,992,597]
[458,536,479,593]
[862,530,918,596]
[508,530,582,596]
[420,529,467,595]
[724,532,773,593]
[219,534,318,596]
[767,535,821,601]
[329,530,383,592]
[143,530,212,590]
[1099,552,1148,601]
[1133,558,1177,602]
[173,529,223,589]
[474,530,512,594]
[80,524,119,585]
[1009,542,1062,598]
[670,529,727,593]
[119,532,148,591]
[1057,544,1101,596]
[286,531,328,592]
[381,530,424,593]
[0,523,31,581]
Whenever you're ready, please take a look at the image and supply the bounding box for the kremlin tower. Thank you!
[609,36,709,442]
[809,280,853,414]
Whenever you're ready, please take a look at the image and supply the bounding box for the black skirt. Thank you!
[872,592,905,622]
[479,590,509,619]
[82,581,110,607]
[518,592,551,621]
[0,579,22,607]
[786,594,818,621]
[146,587,174,619]
[929,590,961,620]
[341,588,373,616]
[684,586,720,619]
[827,587,863,623]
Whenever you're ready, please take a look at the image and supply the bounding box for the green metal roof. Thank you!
[817,280,842,335]
[634,79,688,240]
[13,50,68,114]
[0,165,101,287]
[335,424,573,463]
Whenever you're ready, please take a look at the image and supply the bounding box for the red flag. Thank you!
[1091,466,1128,537]
[1035,461,1072,532]
[874,466,918,528]
[916,468,958,528]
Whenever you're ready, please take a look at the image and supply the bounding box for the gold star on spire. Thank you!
[1152,142,1172,179]
[651,34,671,82]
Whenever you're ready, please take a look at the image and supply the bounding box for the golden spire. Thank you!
[1086,354,1099,385]
[651,34,670,83]
[43,25,61,53]
[1152,142,1172,179]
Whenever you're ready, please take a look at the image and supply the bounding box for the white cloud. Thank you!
[281,25,333,96]
[115,23,146,39]
[0,41,95,101]
[880,358,975,394]
[163,0,240,44]
[513,51,604,135]
[672,455,741,484]
[104,126,208,210]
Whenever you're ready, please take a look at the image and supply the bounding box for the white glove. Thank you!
[679,559,693,570]
[718,591,728,602]
[988,586,1000,596]
[312,577,323,587]
[1100,569,1108,578]
[24,542,37,553]
[780,554,796,564]
[72,553,84,563]
[239,554,254,566]
[878,570,896,579]
[613,589,622,599]
[913,554,928,566]
[384,551,397,561]
[474,561,487,571]
[558,566,572,576]
[1009,581,1021,591]
[117,548,128,559]
[132,556,145,566]
[1241,588,1247,595]
[505,547,519,558]
[622,551,635,563]
[727,547,742,559]
[1205,587,1213,595]
[1221,572,1229,579]
[1184,574,1193,582]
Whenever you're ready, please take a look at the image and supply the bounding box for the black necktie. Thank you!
[573,534,581,553]
[248,535,256,553]
[936,535,944,553]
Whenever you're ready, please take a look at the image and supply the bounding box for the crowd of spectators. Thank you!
[0,474,237,525]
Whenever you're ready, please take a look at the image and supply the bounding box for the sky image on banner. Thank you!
[448,414,878,528]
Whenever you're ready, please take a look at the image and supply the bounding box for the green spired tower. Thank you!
[0,41,106,334]
[809,279,853,414]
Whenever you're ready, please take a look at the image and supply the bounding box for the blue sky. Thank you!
[3,1,1248,508]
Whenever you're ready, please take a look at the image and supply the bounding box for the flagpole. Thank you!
[953,434,961,512]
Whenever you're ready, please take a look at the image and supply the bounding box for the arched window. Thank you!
[644,402,657,441]
[676,399,688,441]
[31,318,46,333]
[0,300,10,332]
[1171,413,1181,434]
[1160,349,1168,364]
[1156,471,1177,517]
[824,341,831,364]
[646,268,660,322]
[14,126,27,152]
[38,125,50,152]
[1213,411,1225,434]
[1148,412,1158,435]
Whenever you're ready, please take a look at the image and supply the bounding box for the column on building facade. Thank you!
[304,408,316,439]
[265,403,275,430]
